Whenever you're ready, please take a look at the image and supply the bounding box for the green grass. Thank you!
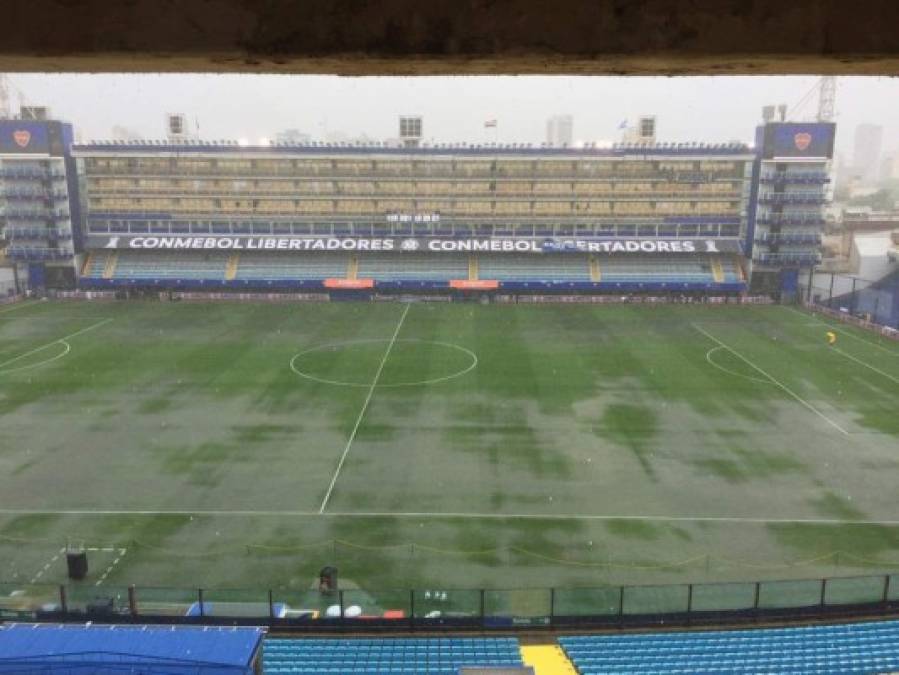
[0,299,898,604]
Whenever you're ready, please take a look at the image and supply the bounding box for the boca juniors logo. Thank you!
[793,132,812,151]
[12,130,31,148]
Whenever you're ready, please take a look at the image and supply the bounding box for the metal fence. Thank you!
[2,573,897,630]
[807,270,899,329]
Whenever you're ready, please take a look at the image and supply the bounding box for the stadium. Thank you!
[1,102,899,674]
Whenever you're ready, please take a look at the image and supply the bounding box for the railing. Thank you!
[5,247,74,260]
[755,234,822,244]
[5,227,72,239]
[757,253,821,265]
[82,167,746,181]
[2,574,897,630]
[85,187,743,200]
[755,217,825,226]
[757,194,827,204]
[0,168,67,179]
[759,172,830,184]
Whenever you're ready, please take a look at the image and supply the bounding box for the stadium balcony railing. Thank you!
[0,167,65,179]
[5,227,72,239]
[757,253,822,266]
[756,233,822,244]
[758,171,830,184]
[757,194,827,205]
[6,247,74,260]
[755,216,825,226]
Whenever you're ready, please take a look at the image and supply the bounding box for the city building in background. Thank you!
[879,153,899,182]
[545,115,573,146]
[165,113,197,142]
[621,116,657,144]
[398,115,422,149]
[275,129,312,144]
[852,123,883,185]
[0,107,79,292]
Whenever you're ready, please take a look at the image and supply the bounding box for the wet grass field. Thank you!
[0,298,897,610]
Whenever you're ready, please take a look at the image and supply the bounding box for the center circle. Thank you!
[289,338,478,388]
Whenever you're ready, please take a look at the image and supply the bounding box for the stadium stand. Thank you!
[234,253,349,281]
[93,251,230,281]
[559,620,899,674]
[357,253,469,281]
[600,257,719,284]
[263,636,524,674]
[478,255,592,282]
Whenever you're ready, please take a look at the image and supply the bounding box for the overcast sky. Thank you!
[4,74,898,160]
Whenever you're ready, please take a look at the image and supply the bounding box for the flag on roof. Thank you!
[618,119,628,129]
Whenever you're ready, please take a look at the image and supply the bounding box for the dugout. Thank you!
[0,623,265,674]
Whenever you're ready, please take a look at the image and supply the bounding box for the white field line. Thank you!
[1,508,898,526]
[832,346,899,386]
[704,345,769,385]
[0,341,71,375]
[95,548,127,587]
[29,547,65,585]
[0,300,40,315]
[318,302,410,513]
[693,323,850,436]
[784,306,899,357]
[0,318,113,370]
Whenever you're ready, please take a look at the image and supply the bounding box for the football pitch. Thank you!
[1,299,898,602]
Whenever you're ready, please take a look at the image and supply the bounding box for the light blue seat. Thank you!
[561,619,899,674]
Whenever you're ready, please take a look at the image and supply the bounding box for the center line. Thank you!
[693,323,850,436]
[319,303,410,513]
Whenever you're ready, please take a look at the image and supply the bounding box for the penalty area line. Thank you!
[692,323,849,436]
[0,317,114,370]
[0,508,898,527]
[783,306,899,358]
[318,302,410,514]
[832,346,899,386]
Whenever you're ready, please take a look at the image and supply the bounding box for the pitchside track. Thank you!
[0,300,897,597]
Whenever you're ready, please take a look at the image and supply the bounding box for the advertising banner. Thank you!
[87,235,743,256]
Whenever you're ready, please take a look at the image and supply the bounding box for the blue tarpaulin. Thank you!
[0,623,264,674]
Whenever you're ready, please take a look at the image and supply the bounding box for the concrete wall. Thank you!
[1,0,899,75]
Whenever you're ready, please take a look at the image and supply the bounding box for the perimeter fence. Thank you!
[2,572,898,630]
[807,270,899,330]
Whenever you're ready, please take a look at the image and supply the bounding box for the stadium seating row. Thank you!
[559,619,899,674]
[263,637,523,674]
[82,251,744,287]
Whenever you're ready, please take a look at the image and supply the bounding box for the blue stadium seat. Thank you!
[263,637,523,674]
[357,253,468,281]
[234,252,349,280]
[559,619,899,674]
[478,254,591,282]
